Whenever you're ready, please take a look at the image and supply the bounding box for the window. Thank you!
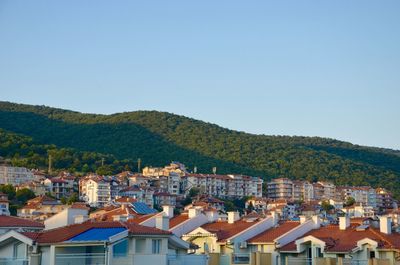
[369,250,376,259]
[13,243,25,259]
[113,239,128,258]
[135,239,146,253]
[232,253,250,264]
[316,247,323,257]
[152,239,162,254]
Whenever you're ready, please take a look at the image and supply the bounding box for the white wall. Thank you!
[170,214,208,237]
[232,217,274,248]
[44,208,88,230]
[275,219,319,248]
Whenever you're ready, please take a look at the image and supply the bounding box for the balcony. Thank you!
[55,253,106,265]
[0,258,29,265]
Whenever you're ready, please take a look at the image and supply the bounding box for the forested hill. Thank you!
[1,101,400,197]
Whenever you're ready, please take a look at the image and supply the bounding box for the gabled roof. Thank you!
[280,224,400,253]
[247,221,301,243]
[22,221,171,244]
[0,215,44,228]
[169,213,189,229]
[201,220,261,243]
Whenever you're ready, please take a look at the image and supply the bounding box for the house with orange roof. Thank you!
[181,211,277,259]
[0,220,207,265]
[0,215,44,235]
[17,195,67,221]
[278,215,400,265]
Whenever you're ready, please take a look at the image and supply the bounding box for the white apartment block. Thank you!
[182,174,263,198]
[267,178,333,202]
[337,186,377,208]
[267,178,292,200]
[0,166,35,186]
[81,178,111,207]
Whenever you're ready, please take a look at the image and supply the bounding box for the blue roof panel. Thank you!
[132,202,158,214]
[68,227,126,242]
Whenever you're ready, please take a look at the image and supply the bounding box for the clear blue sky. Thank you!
[1,1,399,150]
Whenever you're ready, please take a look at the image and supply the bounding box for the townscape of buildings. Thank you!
[0,162,400,265]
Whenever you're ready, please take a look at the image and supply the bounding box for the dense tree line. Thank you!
[1,101,400,198]
[0,129,135,175]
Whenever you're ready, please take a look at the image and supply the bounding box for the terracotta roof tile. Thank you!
[22,220,170,244]
[0,215,44,228]
[201,220,260,242]
[248,221,301,243]
[280,225,400,253]
[169,214,189,229]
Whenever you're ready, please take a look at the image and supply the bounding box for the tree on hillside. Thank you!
[16,188,35,204]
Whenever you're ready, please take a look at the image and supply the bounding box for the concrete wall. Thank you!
[133,254,167,265]
[44,208,88,230]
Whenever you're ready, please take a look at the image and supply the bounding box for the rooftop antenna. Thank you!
[137,158,141,173]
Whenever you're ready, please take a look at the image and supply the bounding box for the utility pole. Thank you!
[137,158,141,173]
[48,154,52,175]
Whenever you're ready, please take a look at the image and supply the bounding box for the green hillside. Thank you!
[0,101,399,197]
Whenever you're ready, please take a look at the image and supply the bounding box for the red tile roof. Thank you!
[169,214,189,229]
[280,224,400,253]
[127,213,157,224]
[248,221,300,243]
[22,220,170,244]
[70,202,90,210]
[201,220,261,242]
[115,197,137,203]
[0,215,44,228]
[92,205,137,222]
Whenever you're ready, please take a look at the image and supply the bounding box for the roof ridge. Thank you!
[368,228,394,249]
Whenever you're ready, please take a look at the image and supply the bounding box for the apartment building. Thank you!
[142,162,187,177]
[0,165,35,185]
[119,186,154,207]
[80,177,111,207]
[43,177,74,199]
[182,173,263,198]
[267,178,293,200]
[337,186,377,207]
[376,188,394,209]
[0,192,10,216]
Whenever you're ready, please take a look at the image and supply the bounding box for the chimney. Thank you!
[205,209,218,222]
[380,216,392,234]
[312,215,321,228]
[270,210,279,225]
[156,214,169,231]
[299,215,307,224]
[162,205,174,218]
[227,211,240,224]
[188,207,201,219]
[339,216,350,230]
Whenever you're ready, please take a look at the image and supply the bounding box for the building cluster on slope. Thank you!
[1,163,400,264]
